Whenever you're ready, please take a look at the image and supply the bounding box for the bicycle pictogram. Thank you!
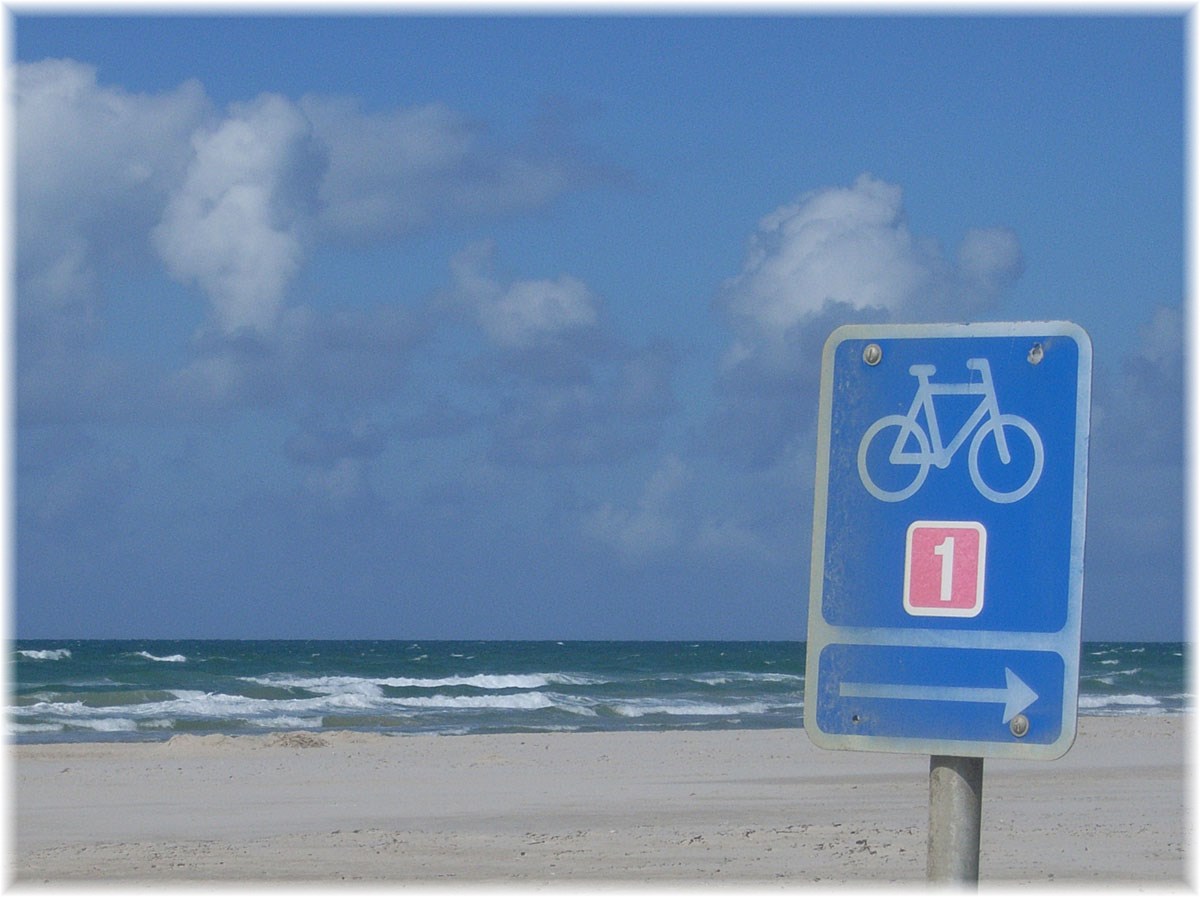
[857,358,1044,504]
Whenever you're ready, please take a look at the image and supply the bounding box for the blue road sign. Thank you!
[804,322,1091,759]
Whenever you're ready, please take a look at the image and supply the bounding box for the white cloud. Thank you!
[723,174,934,333]
[16,59,591,349]
[450,240,602,350]
[481,277,598,350]
[152,94,318,335]
[15,58,209,316]
[718,173,1023,374]
[709,174,1024,467]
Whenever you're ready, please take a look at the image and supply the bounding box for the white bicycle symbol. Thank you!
[857,358,1044,504]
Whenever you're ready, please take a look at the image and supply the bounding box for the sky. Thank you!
[10,11,1187,641]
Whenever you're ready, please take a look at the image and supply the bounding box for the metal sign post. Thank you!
[803,322,1092,882]
[927,755,983,883]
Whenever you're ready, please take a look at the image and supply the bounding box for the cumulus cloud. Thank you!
[722,175,934,334]
[719,174,1021,370]
[147,91,588,337]
[711,173,1023,467]
[15,58,596,422]
[956,226,1023,304]
[449,240,603,354]
[152,94,322,335]
[15,58,209,365]
[480,276,599,351]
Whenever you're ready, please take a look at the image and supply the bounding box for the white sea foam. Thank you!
[17,649,71,661]
[612,700,775,718]
[242,677,387,699]
[242,672,597,692]
[1078,693,1161,711]
[1096,668,1145,686]
[692,672,803,686]
[246,716,325,729]
[75,717,139,732]
[395,693,556,711]
[383,674,559,690]
[12,689,380,726]
[12,699,90,717]
[10,722,64,734]
[16,685,565,728]
[132,652,188,663]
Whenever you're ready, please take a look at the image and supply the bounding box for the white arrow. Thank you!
[839,667,1038,723]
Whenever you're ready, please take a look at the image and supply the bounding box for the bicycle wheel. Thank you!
[968,414,1044,503]
[857,414,931,502]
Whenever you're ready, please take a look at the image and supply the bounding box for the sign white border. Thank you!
[803,321,1092,760]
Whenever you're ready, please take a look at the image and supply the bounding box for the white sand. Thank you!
[12,716,1190,885]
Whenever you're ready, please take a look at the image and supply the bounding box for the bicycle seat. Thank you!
[908,364,937,376]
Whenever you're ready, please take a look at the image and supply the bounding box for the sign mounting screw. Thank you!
[1009,714,1030,738]
[863,344,883,366]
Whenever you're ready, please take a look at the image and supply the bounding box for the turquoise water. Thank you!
[9,640,1187,743]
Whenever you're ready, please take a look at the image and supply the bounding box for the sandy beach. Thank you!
[11,716,1189,886]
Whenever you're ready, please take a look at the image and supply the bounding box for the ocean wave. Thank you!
[131,651,188,663]
[246,715,325,730]
[241,672,599,692]
[75,717,140,732]
[242,677,387,699]
[690,672,803,686]
[10,685,561,730]
[1093,669,1146,686]
[612,699,776,718]
[10,722,65,734]
[17,649,71,661]
[394,692,556,711]
[1078,693,1162,712]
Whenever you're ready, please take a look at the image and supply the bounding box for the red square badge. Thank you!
[904,521,987,618]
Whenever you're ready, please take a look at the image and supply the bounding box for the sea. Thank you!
[9,640,1189,744]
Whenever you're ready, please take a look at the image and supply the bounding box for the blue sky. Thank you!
[12,13,1186,640]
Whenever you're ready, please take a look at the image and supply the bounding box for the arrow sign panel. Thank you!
[814,643,1066,749]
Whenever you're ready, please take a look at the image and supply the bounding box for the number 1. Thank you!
[934,536,955,602]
